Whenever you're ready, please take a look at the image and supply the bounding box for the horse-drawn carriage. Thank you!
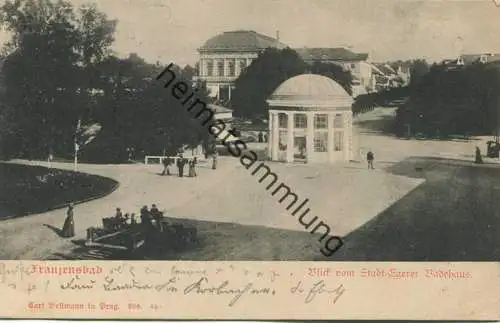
[85,211,199,255]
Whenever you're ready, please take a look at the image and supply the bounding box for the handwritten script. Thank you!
[0,262,346,308]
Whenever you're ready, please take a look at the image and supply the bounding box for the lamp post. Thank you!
[74,118,81,172]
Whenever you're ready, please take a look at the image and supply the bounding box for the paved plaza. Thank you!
[0,107,499,260]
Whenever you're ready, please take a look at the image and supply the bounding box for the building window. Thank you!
[217,60,224,76]
[278,113,288,128]
[314,114,328,129]
[294,114,307,128]
[334,114,343,128]
[314,132,328,152]
[334,131,343,151]
[207,60,213,77]
[228,60,235,76]
[239,60,247,73]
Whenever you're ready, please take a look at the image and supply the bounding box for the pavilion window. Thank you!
[278,113,288,128]
[217,61,224,77]
[278,130,287,151]
[207,60,214,77]
[334,114,343,128]
[314,114,328,129]
[313,132,328,152]
[228,60,235,76]
[294,114,307,129]
[334,131,343,151]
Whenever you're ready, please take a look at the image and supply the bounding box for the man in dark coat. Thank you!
[367,150,375,170]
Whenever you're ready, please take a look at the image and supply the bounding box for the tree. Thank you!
[231,47,308,118]
[80,57,211,163]
[0,0,116,159]
[309,61,353,95]
[409,59,430,88]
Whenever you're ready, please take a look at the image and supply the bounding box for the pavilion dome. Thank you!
[267,74,353,109]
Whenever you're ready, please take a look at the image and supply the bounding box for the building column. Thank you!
[200,59,205,76]
[228,85,231,100]
[306,112,314,163]
[272,112,279,161]
[224,58,229,77]
[286,112,294,162]
[236,58,242,76]
[328,113,334,163]
[216,84,220,100]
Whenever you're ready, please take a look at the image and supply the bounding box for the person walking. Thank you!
[366,150,375,170]
[61,203,75,238]
[212,151,218,170]
[178,156,187,177]
[188,157,198,177]
[161,157,170,176]
[475,146,483,164]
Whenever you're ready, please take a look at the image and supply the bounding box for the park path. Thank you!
[0,157,239,259]
[1,107,498,260]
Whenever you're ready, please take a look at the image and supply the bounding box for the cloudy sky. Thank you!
[1,0,500,66]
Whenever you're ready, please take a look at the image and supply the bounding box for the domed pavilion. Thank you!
[267,74,355,163]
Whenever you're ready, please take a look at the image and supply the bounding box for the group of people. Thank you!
[161,154,198,177]
[161,152,219,177]
[112,204,164,231]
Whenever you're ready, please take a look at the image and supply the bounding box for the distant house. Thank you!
[208,104,233,124]
[371,62,410,91]
[443,53,500,69]
[194,30,287,102]
[294,47,373,97]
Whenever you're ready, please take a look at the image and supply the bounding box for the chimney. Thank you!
[276,30,280,41]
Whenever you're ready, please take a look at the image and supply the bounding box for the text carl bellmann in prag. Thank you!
[156,63,344,257]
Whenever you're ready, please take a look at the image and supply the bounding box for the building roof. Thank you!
[267,73,353,109]
[294,47,369,62]
[208,104,233,114]
[199,30,288,52]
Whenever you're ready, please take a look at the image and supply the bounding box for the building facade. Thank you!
[195,30,287,102]
[267,74,354,164]
[294,47,374,97]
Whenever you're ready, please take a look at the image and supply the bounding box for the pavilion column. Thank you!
[271,112,279,161]
[286,112,294,162]
[345,111,352,161]
[306,112,314,163]
[268,111,273,159]
[228,85,232,100]
[328,113,334,162]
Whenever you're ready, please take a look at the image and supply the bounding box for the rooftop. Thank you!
[267,73,353,109]
[199,30,288,52]
[294,47,369,62]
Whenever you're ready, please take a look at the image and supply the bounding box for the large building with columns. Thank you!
[267,74,355,163]
[195,30,287,102]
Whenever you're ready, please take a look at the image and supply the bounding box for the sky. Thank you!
[1,0,500,66]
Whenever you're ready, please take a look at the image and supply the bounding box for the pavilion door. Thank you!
[294,136,307,162]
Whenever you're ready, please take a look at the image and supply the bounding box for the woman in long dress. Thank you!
[61,203,75,238]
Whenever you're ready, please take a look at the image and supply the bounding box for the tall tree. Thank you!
[0,0,116,158]
[309,61,353,95]
[231,47,308,118]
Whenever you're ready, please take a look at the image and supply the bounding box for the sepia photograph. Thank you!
[0,0,499,262]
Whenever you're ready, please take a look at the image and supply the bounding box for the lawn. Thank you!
[0,163,118,220]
